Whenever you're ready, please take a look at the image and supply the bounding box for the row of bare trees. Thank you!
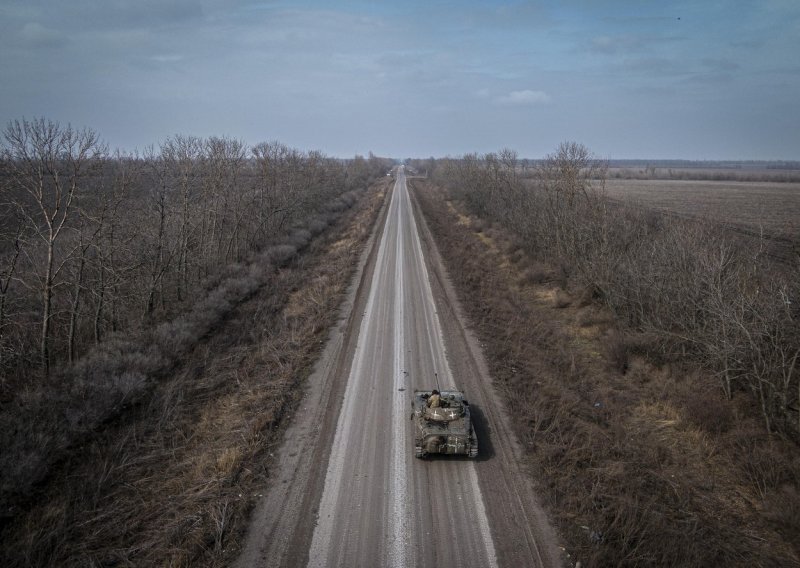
[432,143,799,436]
[0,117,389,387]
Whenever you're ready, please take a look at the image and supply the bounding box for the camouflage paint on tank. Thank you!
[411,390,478,458]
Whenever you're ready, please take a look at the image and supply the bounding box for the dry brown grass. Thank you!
[0,180,389,566]
[412,179,800,567]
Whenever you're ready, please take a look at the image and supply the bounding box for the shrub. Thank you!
[553,290,571,309]
[682,388,734,434]
[602,331,630,375]
[519,265,551,285]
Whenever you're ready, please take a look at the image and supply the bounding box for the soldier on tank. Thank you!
[427,389,441,408]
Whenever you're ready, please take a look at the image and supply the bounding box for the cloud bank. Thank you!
[494,90,551,106]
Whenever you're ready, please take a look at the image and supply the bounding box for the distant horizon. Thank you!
[7,116,800,164]
[8,118,796,164]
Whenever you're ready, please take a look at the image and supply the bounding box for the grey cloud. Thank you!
[18,22,68,48]
[683,72,735,85]
[589,33,684,56]
[1,1,797,160]
[150,54,185,63]
[701,58,740,72]
[448,2,552,32]
[376,51,432,69]
[483,3,551,27]
[591,35,644,54]
[591,35,616,53]
[631,84,677,97]
[620,56,739,82]
[494,90,551,106]
[730,38,765,49]
[16,0,205,32]
[622,56,687,76]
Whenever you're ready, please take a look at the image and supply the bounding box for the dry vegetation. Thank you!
[410,145,800,567]
[0,116,392,565]
[0,181,388,564]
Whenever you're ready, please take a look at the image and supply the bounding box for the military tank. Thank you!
[411,390,478,458]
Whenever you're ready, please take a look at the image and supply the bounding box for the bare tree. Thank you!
[438,143,800,435]
[0,221,23,369]
[91,152,138,339]
[161,135,203,302]
[252,142,310,242]
[1,118,105,374]
[65,216,98,362]
[0,117,383,386]
[141,145,178,318]
[203,137,247,264]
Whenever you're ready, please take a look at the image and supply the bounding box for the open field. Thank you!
[606,165,800,183]
[604,179,800,264]
[604,179,800,237]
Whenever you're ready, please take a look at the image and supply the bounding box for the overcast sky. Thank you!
[1,0,799,160]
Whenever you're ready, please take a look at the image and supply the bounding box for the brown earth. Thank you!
[604,178,800,264]
[606,166,800,184]
[410,178,800,567]
[604,179,800,234]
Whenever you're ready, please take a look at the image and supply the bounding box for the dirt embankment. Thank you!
[0,180,390,567]
[411,179,800,567]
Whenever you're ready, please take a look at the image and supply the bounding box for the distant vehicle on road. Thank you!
[411,390,478,458]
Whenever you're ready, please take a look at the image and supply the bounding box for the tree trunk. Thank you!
[145,196,167,318]
[41,240,54,375]
[0,237,21,366]
[68,253,86,363]
[94,266,104,344]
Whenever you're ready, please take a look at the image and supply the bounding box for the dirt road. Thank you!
[236,168,561,567]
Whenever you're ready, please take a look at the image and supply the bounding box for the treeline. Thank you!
[0,117,389,386]
[427,143,800,436]
[0,117,390,517]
